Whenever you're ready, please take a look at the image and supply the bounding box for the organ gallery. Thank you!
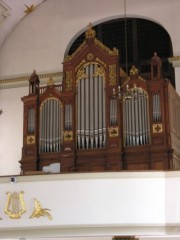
[20,25,180,174]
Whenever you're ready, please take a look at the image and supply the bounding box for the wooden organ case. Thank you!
[20,25,180,174]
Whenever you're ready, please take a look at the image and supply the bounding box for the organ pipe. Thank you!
[39,98,62,153]
[28,108,35,134]
[76,63,106,150]
[153,94,161,122]
[123,87,150,146]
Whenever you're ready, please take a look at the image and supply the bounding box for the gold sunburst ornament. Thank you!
[30,198,53,220]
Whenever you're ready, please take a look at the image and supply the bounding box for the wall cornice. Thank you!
[0,71,63,89]
[168,56,180,68]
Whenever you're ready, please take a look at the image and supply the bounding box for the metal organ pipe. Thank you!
[153,94,161,122]
[28,108,35,134]
[39,98,62,153]
[123,88,150,146]
[76,63,106,150]
[65,104,72,130]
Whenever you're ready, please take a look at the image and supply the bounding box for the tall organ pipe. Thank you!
[39,98,62,153]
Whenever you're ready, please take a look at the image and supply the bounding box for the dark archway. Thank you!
[68,18,175,87]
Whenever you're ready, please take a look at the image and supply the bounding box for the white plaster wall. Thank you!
[0,87,27,176]
[0,0,180,77]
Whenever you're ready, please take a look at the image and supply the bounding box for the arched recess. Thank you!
[66,18,175,87]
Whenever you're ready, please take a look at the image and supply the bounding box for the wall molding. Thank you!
[0,71,63,89]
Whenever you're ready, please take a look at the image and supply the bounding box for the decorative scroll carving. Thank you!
[76,62,105,84]
[30,198,52,220]
[76,67,87,83]
[95,57,106,68]
[93,64,105,78]
[65,71,73,91]
[75,59,86,72]
[64,41,86,62]
[4,191,26,219]
[109,64,116,86]
[95,38,118,56]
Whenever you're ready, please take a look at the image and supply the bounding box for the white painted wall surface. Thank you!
[0,87,27,175]
[0,0,179,78]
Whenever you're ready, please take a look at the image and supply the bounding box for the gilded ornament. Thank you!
[65,71,73,91]
[95,57,106,68]
[168,56,180,62]
[93,64,105,79]
[108,127,119,137]
[76,66,87,83]
[153,123,163,133]
[4,191,26,219]
[87,53,94,61]
[109,64,116,86]
[64,41,86,62]
[95,38,118,56]
[27,135,35,144]
[47,77,54,86]
[130,65,138,76]
[85,23,96,38]
[75,59,86,72]
[64,130,73,141]
[30,198,52,220]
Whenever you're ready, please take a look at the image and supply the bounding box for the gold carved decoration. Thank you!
[95,38,118,56]
[76,66,87,83]
[169,56,180,62]
[64,130,73,141]
[85,23,96,38]
[64,41,86,62]
[76,62,105,84]
[47,77,54,86]
[65,71,73,91]
[95,57,106,68]
[93,64,105,78]
[109,64,116,86]
[153,123,163,133]
[27,135,35,144]
[130,65,138,76]
[87,53,94,61]
[4,191,26,219]
[108,127,119,137]
[75,59,86,72]
[30,198,52,220]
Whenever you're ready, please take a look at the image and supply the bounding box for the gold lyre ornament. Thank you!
[4,191,26,219]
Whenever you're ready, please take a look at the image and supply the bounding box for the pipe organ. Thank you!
[20,25,180,174]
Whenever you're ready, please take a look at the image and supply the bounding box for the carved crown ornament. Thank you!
[1,191,52,220]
